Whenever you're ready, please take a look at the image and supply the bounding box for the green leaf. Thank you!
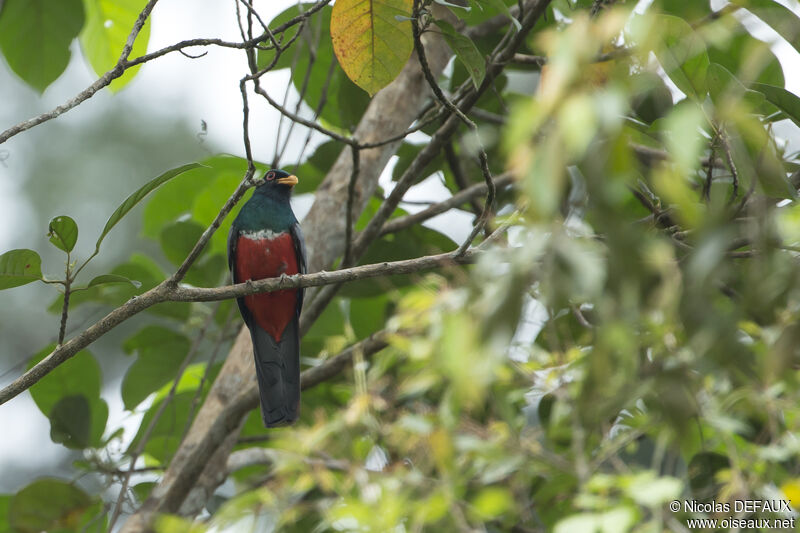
[0,249,43,290]
[49,395,91,449]
[435,20,486,89]
[28,344,107,448]
[50,253,189,321]
[470,486,513,520]
[47,215,79,253]
[132,482,157,503]
[0,495,11,533]
[96,163,204,252]
[349,294,389,337]
[80,0,151,90]
[142,155,266,257]
[303,301,347,357]
[475,0,520,31]
[730,0,800,57]
[0,0,85,92]
[121,326,190,410]
[331,0,414,96]
[652,14,709,98]
[128,391,196,464]
[9,479,91,533]
[160,219,205,266]
[752,82,800,128]
[295,141,341,194]
[705,63,751,105]
[707,22,784,87]
[341,224,456,297]
[87,273,142,288]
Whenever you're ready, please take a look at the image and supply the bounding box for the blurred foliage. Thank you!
[0,0,150,92]
[1,0,800,531]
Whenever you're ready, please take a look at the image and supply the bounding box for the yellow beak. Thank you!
[276,174,298,187]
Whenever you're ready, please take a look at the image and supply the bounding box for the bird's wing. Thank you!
[227,222,253,327]
[290,222,307,314]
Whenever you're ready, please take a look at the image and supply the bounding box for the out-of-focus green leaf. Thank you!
[475,0,520,30]
[9,479,92,533]
[435,20,486,89]
[656,0,711,20]
[470,486,514,520]
[752,82,800,128]
[80,0,150,90]
[28,345,107,448]
[49,395,91,449]
[0,0,84,92]
[160,219,205,266]
[96,163,204,252]
[128,391,195,464]
[50,253,189,320]
[707,23,784,87]
[294,141,341,194]
[631,71,674,124]
[688,451,730,500]
[47,215,79,253]
[87,273,141,288]
[341,224,456,297]
[391,143,444,185]
[0,495,10,533]
[303,300,347,356]
[652,15,709,98]
[330,0,413,96]
[0,249,42,290]
[121,326,191,410]
[132,482,157,503]
[349,294,389,338]
[730,0,800,57]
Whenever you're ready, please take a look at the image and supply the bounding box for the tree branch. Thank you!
[0,0,333,146]
[380,173,514,236]
[0,0,160,145]
[0,250,477,407]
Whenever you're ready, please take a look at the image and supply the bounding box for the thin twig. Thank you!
[719,133,739,202]
[0,0,329,146]
[381,173,513,236]
[57,252,72,346]
[343,146,361,265]
[411,0,495,256]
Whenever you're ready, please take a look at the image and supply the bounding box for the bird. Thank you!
[228,169,306,427]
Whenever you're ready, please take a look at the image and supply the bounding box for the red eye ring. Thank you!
[265,171,276,181]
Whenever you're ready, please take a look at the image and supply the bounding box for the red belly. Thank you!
[235,233,299,342]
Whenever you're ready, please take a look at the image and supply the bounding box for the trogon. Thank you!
[228,169,306,427]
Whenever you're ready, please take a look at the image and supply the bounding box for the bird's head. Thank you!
[255,169,298,198]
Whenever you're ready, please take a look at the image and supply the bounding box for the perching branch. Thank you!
[0,249,477,407]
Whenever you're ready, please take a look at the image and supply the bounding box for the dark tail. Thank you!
[250,317,300,427]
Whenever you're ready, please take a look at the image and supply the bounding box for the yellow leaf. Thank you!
[330,0,413,96]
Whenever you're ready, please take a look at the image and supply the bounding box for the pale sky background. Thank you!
[0,0,800,524]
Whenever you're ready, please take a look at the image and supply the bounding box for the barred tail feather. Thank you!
[250,317,300,427]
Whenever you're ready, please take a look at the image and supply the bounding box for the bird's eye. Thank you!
[265,171,276,181]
